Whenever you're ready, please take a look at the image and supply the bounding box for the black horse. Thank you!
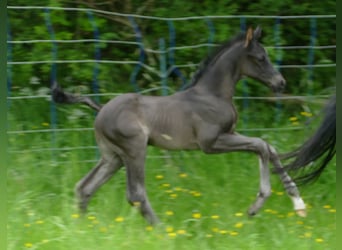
[52,26,306,224]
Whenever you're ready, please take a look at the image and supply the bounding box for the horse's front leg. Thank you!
[269,145,306,217]
[199,132,273,216]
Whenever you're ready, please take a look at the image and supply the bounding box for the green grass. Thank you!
[7,124,335,250]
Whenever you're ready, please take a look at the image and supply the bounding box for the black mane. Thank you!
[188,32,246,87]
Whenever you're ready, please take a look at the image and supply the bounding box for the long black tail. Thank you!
[279,94,336,184]
[51,82,102,112]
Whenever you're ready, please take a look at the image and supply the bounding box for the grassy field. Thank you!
[7,121,335,250]
[7,131,336,250]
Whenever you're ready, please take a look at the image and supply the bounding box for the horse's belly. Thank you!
[148,132,199,150]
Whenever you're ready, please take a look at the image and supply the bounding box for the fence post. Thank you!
[44,8,58,162]
[7,17,12,108]
[159,38,168,96]
[87,10,101,104]
[274,18,283,123]
[240,17,249,130]
[128,16,144,92]
[307,18,317,95]
[205,18,215,54]
[167,20,187,90]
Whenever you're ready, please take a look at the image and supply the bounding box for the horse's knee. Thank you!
[126,184,146,206]
[251,138,270,159]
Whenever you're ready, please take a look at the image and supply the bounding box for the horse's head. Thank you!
[240,26,286,93]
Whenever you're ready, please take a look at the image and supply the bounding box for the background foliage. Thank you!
[8,0,335,92]
[7,2,335,250]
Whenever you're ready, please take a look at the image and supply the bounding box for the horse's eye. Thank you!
[258,56,266,62]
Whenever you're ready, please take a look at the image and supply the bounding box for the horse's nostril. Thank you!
[280,80,286,87]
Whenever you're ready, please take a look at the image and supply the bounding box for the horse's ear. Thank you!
[253,26,262,40]
[244,27,253,48]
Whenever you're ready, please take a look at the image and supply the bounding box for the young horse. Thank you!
[279,94,336,184]
[52,26,306,224]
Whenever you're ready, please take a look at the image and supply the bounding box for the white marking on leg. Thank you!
[291,196,306,210]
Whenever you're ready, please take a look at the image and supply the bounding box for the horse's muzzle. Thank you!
[271,75,286,93]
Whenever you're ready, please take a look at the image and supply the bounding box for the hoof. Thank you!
[296,209,307,217]
[247,209,256,217]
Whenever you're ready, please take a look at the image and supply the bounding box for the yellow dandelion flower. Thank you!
[329,209,336,213]
[24,242,33,248]
[114,216,124,222]
[71,213,80,219]
[276,191,284,196]
[287,212,295,217]
[264,208,273,213]
[304,232,312,238]
[211,215,220,219]
[87,215,96,220]
[323,205,331,209]
[35,220,44,224]
[315,238,324,243]
[155,175,164,180]
[300,111,313,117]
[169,193,178,199]
[162,183,171,188]
[168,232,177,238]
[24,223,31,228]
[219,230,228,235]
[192,212,202,219]
[289,116,298,122]
[174,187,183,192]
[192,191,202,197]
[166,226,174,233]
[229,231,239,236]
[235,212,244,217]
[42,122,50,127]
[146,226,154,231]
[165,210,174,216]
[179,173,188,178]
[177,229,187,235]
[234,222,244,228]
[212,227,219,233]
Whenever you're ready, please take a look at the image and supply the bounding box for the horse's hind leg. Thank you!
[269,145,306,217]
[121,138,159,225]
[75,155,122,212]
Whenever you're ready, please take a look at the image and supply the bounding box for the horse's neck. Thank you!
[193,51,241,100]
